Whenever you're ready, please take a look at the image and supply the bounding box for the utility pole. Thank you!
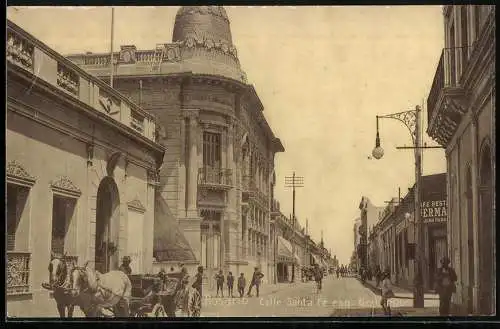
[109,7,115,88]
[285,172,304,283]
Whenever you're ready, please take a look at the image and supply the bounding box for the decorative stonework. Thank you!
[127,198,146,213]
[177,6,229,22]
[6,160,36,187]
[50,176,82,198]
[6,31,34,72]
[57,63,79,95]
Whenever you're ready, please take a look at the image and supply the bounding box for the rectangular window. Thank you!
[449,23,457,85]
[460,6,469,66]
[51,196,76,255]
[203,132,222,168]
[474,5,481,41]
[7,184,30,252]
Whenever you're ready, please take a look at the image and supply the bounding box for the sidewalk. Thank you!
[362,278,439,300]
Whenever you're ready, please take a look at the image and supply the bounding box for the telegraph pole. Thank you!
[285,172,304,282]
[109,7,115,88]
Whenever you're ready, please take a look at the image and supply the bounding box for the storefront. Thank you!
[276,236,296,283]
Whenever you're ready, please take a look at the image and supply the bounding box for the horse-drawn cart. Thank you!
[128,272,199,318]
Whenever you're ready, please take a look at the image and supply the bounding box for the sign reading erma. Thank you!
[420,200,447,223]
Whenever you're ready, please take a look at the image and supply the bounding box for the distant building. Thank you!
[357,197,384,270]
[7,20,164,316]
[67,6,285,284]
[426,5,495,314]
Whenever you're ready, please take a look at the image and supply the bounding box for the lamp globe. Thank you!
[372,146,384,160]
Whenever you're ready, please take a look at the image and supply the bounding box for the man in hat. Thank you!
[119,256,132,275]
[434,257,457,316]
[192,266,204,299]
[247,267,264,297]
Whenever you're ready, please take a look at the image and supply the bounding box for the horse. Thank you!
[70,263,132,317]
[45,253,77,318]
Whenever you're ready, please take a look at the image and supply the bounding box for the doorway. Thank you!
[95,176,120,273]
[200,209,222,287]
[478,141,493,315]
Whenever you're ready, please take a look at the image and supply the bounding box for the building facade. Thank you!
[66,6,285,284]
[7,20,164,316]
[367,174,448,292]
[357,197,384,271]
[426,5,495,314]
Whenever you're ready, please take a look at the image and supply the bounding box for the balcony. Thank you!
[426,47,470,147]
[6,20,158,143]
[198,167,233,189]
[7,252,31,295]
[271,199,281,213]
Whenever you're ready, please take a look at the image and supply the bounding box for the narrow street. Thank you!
[201,276,379,317]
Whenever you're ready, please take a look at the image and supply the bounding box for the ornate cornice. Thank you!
[127,198,146,213]
[6,160,36,187]
[50,176,81,198]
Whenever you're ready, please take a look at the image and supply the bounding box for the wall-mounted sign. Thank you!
[420,200,447,223]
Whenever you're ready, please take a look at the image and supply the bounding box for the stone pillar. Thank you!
[183,109,199,218]
[471,118,480,313]
[178,109,201,263]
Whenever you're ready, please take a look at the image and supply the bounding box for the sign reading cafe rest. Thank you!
[420,200,447,223]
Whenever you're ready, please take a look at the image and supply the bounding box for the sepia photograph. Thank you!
[5,5,495,319]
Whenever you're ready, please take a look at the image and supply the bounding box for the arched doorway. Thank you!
[478,141,493,314]
[95,176,120,273]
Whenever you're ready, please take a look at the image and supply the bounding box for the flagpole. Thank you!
[110,7,115,88]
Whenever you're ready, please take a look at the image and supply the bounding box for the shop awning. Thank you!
[311,254,321,265]
[153,194,197,262]
[277,236,298,264]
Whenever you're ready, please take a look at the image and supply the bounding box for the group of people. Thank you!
[214,267,264,298]
[335,265,350,278]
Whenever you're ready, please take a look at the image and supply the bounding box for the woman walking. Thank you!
[380,269,394,316]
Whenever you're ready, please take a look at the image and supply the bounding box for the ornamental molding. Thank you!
[50,176,81,198]
[177,6,229,21]
[180,32,238,59]
[127,198,146,213]
[6,160,36,187]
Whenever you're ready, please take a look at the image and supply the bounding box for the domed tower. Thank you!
[172,6,247,82]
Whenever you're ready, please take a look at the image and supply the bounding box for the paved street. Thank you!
[201,275,378,317]
[201,275,439,317]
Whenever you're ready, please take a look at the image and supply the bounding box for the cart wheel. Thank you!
[153,304,166,317]
[134,310,147,317]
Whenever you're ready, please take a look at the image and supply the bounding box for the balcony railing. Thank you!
[271,199,280,212]
[427,46,472,125]
[6,20,158,143]
[241,175,256,192]
[198,167,232,187]
[7,252,31,295]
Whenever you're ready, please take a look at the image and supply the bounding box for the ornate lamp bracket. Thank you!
[378,109,417,145]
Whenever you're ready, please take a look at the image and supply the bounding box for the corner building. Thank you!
[68,6,285,284]
[7,20,164,316]
[426,5,495,314]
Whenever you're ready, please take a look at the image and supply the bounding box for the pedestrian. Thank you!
[247,267,264,297]
[336,267,339,279]
[434,257,457,316]
[380,269,394,316]
[192,266,204,299]
[118,256,132,275]
[227,271,234,297]
[375,265,382,287]
[313,264,323,293]
[215,270,224,297]
[237,273,246,298]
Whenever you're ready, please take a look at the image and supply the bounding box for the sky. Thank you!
[7,6,446,264]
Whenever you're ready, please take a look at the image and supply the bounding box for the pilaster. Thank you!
[470,118,480,313]
[181,109,200,219]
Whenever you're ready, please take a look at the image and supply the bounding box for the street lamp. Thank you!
[371,106,425,308]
